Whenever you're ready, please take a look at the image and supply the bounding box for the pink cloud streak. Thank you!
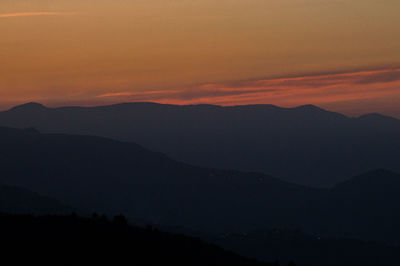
[97,68,400,104]
[0,12,75,18]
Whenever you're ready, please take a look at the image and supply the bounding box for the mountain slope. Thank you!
[0,126,310,233]
[1,126,400,245]
[1,102,400,186]
[306,169,400,243]
[0,185,72,215]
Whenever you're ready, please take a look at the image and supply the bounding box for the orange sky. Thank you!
[1,0,400,117]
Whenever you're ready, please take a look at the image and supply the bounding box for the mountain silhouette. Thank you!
[9,102,47,112]
[0,126,310,233]
[1,126,400,245]
[1,102,399,186]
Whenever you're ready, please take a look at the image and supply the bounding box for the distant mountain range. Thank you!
[1,102,399,186]
[1,126,400,246]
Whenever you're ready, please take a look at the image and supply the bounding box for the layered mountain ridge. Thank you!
[0,126,400,245]
[1,102,399,186]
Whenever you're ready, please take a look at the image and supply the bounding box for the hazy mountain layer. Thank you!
[1,102,400,186]
[1,127,400,245]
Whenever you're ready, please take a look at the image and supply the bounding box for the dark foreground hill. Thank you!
[2,213,399,266]
[0,213,271,266]
[1,102,400,186]
[3,187,399,266]
[1,127,400,246]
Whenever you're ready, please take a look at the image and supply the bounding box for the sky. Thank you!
[1,0,400,117]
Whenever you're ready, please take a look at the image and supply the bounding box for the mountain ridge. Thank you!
[5,102,358,116]
[0,102,399,187]
[8,101,398,120]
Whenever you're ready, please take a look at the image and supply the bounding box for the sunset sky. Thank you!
[1,0,400,117]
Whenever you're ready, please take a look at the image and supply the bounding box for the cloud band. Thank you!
[0,12,75,18]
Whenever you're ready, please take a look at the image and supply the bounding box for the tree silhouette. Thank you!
[113,214,127,226]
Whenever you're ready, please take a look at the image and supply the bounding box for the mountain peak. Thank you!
[10,102,47,111]
[294,104,325,111]
[335,169,400,190]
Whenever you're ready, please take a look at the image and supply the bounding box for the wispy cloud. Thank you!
[0,12,75,19]
[96,68,400,107]
[97,89,183,99]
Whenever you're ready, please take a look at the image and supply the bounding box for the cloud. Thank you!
[97,92,136,98]
[97,89,183,99]
[0,12,75,19]
[95,68,400,108]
